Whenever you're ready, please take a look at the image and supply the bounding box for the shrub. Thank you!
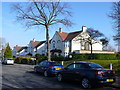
[35,54,47,64]
[51,55,65,61]
[14,57,31,64]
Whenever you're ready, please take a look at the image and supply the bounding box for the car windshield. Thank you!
[87,63,103,68]
[50,62,62,66]
[7,59,13,60]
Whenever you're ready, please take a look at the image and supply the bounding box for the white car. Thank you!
[2,58,14,65]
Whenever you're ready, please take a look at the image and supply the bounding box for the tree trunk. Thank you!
[90,43,93,59]
[45,25,51,61]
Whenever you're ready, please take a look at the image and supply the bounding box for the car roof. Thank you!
[42,60,58,63]
[73,62,95,64]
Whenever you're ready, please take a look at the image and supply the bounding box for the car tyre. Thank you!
[57,73,64,82]
[81,78,92,89]
[44,71,48,77]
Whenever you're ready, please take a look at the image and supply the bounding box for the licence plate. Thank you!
[107,79,114,82]
[56,68,61,70]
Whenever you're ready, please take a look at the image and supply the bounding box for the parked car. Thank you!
[2,58,14,65]
[34,60,64,77]
[57,62,116,89]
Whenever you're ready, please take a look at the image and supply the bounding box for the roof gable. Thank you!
[14,46,27,52]
[30,41,41,48]
[57,31,69,41]
[57,31,82,41]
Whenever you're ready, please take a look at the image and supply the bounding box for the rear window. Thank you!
[50,62,62,66]
[87,63,103,68]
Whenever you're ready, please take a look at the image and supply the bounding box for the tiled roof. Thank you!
[30,40,46,48]
[14,46,28,52]
[57,31,82,41]
[30,41,41,48]
[35,41,46,48]
[57,31,69,40]
[14,46,22,52]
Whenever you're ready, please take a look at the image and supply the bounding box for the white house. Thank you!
[12,45,28,57]
[50,26,103,57]
[27,39,46,56]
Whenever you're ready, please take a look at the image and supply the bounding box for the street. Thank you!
[2,64,120,90]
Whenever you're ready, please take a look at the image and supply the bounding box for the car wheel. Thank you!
[81,78,91,89]
[34,68,38,73]
[44,71,48,77]
[57,73,64,82]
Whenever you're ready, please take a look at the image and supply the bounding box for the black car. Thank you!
[34,60,64,76]
[57,62,116,89]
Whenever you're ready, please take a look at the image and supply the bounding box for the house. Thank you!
[50,26,103,57]
[12,45,28,57]
[27,39,46,56]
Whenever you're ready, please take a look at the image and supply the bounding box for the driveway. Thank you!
[1,63,120,90]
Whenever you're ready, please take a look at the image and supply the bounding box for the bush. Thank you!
[15,57,31,64]
[51,55,65,61]
[35,54,47,64]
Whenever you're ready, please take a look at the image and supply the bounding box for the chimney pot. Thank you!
[82,26,87,32]
[59,28,62,33]
[33,38,35,42]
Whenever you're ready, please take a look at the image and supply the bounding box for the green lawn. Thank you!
[62,60,120,76]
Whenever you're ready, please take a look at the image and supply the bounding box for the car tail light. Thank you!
[62,67,64,69]
[49,66,54,69]
[111,71,115,74]
[96,71,105,75]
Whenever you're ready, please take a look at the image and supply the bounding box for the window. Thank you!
[74,64,86,69]
[52,41,55,49]
[67,64,75,69]
[87,63,103,68]
[57,40,61,49]
[81,42,85,50]
[39,61,46,66]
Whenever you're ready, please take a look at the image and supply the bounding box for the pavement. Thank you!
[112,76,120,89]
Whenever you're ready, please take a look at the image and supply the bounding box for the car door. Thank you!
[73,64,86,81]
[37,61,45,72]
[62,63,77,80]
[40,61,47,73]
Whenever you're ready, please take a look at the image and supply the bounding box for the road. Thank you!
[2,64,120,90]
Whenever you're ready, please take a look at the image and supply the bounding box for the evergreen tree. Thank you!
[4,43,13,58]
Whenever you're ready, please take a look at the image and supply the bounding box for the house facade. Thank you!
[50,26,102,57]
[12,39,46,57]
[12,45,28,57]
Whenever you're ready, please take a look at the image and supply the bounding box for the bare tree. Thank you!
[0,37,6,50]
[12,0,72,61]
[100,38,109,50]
[75,28,104,58]
[109,1,120,52]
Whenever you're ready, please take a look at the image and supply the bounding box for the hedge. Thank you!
[35,54,47,64]
[70,53,120,60]
[14,57,32,64]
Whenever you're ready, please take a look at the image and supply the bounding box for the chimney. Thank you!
[82,26,87,32]
[33,38,35,42]
[59,28,62,33]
